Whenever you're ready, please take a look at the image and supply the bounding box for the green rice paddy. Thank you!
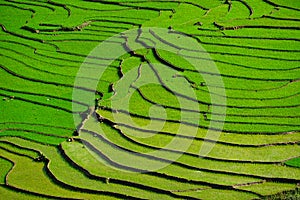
[0,0,299,199]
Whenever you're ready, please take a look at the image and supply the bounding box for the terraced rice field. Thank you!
[0,0,300,199]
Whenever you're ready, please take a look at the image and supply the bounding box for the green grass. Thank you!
[0,0,300,199]
[0,157,13,184]
[82,118,300,181]
[262,188,300,200]
[237,182,297,196]
[0,148,104,199]
[285,157,300,168]
[0,185,45,200]
[62,140,212,199]
[99,108,300,146]
[173,188,258,200]
[0,137,157,199]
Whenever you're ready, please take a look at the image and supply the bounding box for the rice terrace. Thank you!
[0,0,300,199]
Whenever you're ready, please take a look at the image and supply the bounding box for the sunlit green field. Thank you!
[0,0,299,199]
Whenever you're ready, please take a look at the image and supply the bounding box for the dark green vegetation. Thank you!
[0,0,300,199]
[286,156,300,168]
